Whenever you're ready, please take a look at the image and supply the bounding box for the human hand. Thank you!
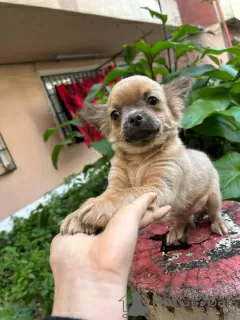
[50,193,170,320]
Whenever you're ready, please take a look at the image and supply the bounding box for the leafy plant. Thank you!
[214,152,240,200]
[0,304,33,320]
[0,158,110,319]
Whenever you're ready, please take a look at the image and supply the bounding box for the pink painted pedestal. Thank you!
[129,201,240,320]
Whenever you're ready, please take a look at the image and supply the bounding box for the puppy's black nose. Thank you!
[128,114,143,126]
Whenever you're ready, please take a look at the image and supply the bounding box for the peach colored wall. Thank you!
[0,62,100,221]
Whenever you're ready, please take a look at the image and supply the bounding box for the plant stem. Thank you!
[147,56,155,80]
[234,70,240,81]
[157,0,172,72]
[174,48,178,72]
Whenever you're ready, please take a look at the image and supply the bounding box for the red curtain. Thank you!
[56,67,115,147]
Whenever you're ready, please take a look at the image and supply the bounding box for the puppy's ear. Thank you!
[80,103,110,136]
[164,76,193,119]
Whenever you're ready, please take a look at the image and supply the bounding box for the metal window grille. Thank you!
[41,69,101,140]
[0,133,16,176]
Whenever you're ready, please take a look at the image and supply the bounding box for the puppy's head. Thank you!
[81,75,192,154]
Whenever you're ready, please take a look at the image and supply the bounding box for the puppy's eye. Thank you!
[147,96,159,106]
[110,110,120,121]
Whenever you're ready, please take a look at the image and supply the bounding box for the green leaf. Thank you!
[165,64,215,82]
[192,77,209,90]
[85,83,103,103]
[0,309,13,320]
[214,152,240,200]
[153,66,169,76]
[59,118,81,127]
[181,98,230,129]
[96,89,105,99]
[196,83,233,99]
[135,40,151,58]
[194,114,240,142]
[44,119,81,142]
[204,69,234,81]
[70,118,81,126]
[151,41,175,59]
[141,7,167,24]
[231,82,240,94]
[67,131,83,139]
[91,138,114,159]
[151,41,201,60]
[208,55,221,66]
[123,45,137,65]
[180,64,216,76]
[154,56,166,66]
[220,106,240,123]
[175,43,196,58]
[202,45,240,58]
[104,66,133,84]
[44,128,56,142]
[131,60,150,76]
[227,57,240,70]
[171,25,205,41]
[52,138,72,169]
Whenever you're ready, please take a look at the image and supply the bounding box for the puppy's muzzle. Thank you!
[123,111,160,143]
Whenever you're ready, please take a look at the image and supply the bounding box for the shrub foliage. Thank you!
[0,159,110,319]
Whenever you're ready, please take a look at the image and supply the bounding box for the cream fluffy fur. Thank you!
[60,75,228,243]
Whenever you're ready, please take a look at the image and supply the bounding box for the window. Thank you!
[0,133,16,176]
[41,69,101,141]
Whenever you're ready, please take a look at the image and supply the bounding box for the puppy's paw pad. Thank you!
[211,220,229,236]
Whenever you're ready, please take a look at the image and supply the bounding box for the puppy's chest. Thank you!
[126,164,147,187]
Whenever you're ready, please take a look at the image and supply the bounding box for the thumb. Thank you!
[91,193,157,270]
[103,192,157,238]
[140,205,171,229]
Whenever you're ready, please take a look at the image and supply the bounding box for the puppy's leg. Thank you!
[166,196,208,244]
[77,187,159,235]
[61,186,163,235]
[166,217,189,244]
[207,188,228,235]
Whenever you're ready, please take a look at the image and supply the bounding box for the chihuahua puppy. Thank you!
[60,75,228,244]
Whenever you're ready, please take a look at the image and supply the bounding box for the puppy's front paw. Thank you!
[166,225,186,245]
[60,197,117,235]
[211,219,228,236]
[60,209,84,235]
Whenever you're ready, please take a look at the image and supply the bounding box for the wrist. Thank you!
[52,271,127,320]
